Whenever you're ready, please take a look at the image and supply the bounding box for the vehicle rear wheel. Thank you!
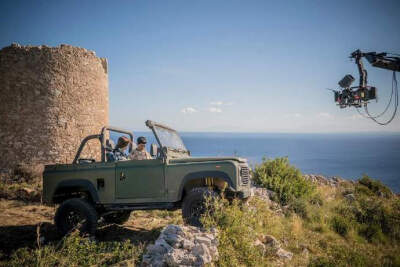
[182,187,218,227]
[103,211,131,225]
[55,198,98,236]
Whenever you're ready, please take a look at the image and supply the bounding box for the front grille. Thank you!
[240,166,250,185]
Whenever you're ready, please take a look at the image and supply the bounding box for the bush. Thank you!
[330,216,350,237]
[357,175,393,199]
[289,198,309,219]
[254,157,315,205]
[355,197,400,242]
[309,245,368,267]
[333,176,400,243]
[201,197,266,266]
[382,254,400,267]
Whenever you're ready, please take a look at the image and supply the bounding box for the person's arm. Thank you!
[129,150,138,160]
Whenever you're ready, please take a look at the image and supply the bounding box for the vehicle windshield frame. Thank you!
[146,121,188,152]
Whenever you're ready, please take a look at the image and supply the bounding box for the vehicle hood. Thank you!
[170,156,247,164]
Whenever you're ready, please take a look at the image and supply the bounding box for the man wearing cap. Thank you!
[112,136,131,161]
[130,136,152,160]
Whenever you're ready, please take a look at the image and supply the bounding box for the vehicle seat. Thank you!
[106,139,116,162]
[106,139,115,151]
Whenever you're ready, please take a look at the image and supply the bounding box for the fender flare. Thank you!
[177,171,235,200]
[53,179,99,203]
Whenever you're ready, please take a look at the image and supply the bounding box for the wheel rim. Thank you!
[190,200,205,221]
[65,209,85,231]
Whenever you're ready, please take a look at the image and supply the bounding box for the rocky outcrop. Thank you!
[254,234,293,261]
[141,225,219,267]
[250,185,276,202]
[303,174,345,187]
[250,185,285,216]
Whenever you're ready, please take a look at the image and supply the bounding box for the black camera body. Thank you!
[334,75,377,108]
[329,50,399,125]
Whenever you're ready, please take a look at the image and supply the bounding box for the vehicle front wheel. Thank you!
[103,211,131,225]
[54,198,98,236]
[182,187,218,227]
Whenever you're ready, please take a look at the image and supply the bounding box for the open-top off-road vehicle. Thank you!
[43,120,251,235]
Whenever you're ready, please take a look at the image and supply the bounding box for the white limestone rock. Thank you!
[141,225,219,267]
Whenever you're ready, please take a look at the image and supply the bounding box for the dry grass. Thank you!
[0,200,183,266]
[0,166,42,202]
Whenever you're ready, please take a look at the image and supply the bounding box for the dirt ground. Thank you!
[0,199,183,259]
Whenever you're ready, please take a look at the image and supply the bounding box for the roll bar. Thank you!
[73,126,134,164]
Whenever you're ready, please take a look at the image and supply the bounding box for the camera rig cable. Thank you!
[362,71,397,125]
[333,50,400,125]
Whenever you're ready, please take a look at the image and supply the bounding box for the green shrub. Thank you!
[201,197,265,266]
[309,257,336,267]
[357,175,393,199]
[332,175,400,243]
[358,224,385,243]
[309,245,368,267]
[382,254,400,267]
[354,197,400,242]
[289,198,309,219]
[330,216,350,237]
[254,157,315,205]
[309,192,324,206]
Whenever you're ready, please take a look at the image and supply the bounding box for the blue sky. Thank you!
[1,0,399,132]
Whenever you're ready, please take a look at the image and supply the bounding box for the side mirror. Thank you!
[150,143,158,157]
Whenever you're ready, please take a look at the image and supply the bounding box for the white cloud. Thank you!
[285,113,303,118]
[181,107,197,114]
[210,101,223,106]
[346,114,363,120]
[317,112,333,119]
[210,101,234,106]
[208,107,222,113]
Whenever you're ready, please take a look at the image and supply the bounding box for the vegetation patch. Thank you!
[253,157,315,205]
[1,158,399,266]
[6,231,144,267]
[201,158,400,266]
[0,164,43,202]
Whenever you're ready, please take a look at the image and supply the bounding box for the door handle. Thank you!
[120,172,126,181]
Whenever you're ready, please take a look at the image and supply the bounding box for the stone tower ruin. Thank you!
[0,43,109,173]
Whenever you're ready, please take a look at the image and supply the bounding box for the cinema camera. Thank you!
[334,74,376,108]
[333,50,399,109]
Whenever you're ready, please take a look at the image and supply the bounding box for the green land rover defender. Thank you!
[43,120,251,235]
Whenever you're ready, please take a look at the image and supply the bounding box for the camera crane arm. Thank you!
[350,49,400,89]
[346,50,400,125]
[330,50,399,125]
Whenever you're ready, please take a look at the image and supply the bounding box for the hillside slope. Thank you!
[0,157,399,266]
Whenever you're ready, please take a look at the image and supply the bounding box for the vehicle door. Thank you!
[115,159,165,202]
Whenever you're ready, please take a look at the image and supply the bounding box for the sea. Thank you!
[113,132,400,193]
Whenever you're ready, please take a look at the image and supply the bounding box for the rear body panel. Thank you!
[43,162,116,204]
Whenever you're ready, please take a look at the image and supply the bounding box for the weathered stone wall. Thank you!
[0,43,109,173]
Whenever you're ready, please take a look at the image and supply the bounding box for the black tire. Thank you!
[182,187,218,227]
[54,198,98,236]
[103,211,131,225]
